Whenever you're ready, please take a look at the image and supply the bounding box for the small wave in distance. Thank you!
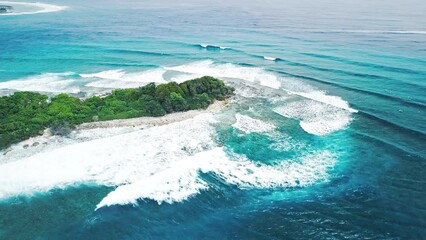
[197,44,230,50]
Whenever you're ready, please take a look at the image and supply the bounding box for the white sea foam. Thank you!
[0,114,217,200]
[0,1,67,16]
[165,60,281,89]
[0,72,82,94]
[0,126,141,164]
[267,131,305,152]
[97,147,335,208]
[0,60,355,137]
[169,73,202,83]
[266,88,357,135]
[274,100,353,135]
[263,56,278,61]
[0,61,284,94]
[289,90,358,113]
[232,114,276,134]
[80,69,126,80]
[82,69,167,88]
[0,69,168,94]
[0,111,336,208]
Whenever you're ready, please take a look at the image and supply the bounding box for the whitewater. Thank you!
[0,112,337,209]
[0,60,355,208]
[0,60,357,138]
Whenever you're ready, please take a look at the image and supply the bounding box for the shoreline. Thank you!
[76,100,227,130]
[0,76,235,151]
[1,100,227,157]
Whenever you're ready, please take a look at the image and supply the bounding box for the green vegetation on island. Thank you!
[0,76,234,149]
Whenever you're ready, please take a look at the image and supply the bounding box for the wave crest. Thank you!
[0,111,336,208]
[197,44,230,50]
[274,99,353,136]
[263,56,282,61]
[97,147,335,208]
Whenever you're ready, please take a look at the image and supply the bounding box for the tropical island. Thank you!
[0,76,234,149]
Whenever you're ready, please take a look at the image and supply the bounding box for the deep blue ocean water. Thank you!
[0,0,425,239]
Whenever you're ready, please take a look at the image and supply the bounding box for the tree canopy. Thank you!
[0,76,234,149]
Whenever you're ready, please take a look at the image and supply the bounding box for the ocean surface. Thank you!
[0,0,425,239]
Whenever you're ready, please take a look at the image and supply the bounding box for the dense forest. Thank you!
[0,76,234,149]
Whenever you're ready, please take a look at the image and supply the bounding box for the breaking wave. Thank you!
[263,56,282,61]
[274,100,353,136]
[80,69,168,88]
[272,90,357,135]
[197,44,230,50]
[0,72,82,94]
[0,114,217,201]
[289,91,358,113]
[0,59,358,208]
[0,113,336,209]
[0,60,283,93]
[164,60,282,89]
[0,60,356,136]
[97,148,335,208]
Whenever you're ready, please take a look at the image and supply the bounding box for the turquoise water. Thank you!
[0,0,425,239]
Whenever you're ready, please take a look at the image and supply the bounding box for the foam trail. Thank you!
[164,61,357,117]
[96,150,218,208]
[0,69,168,94]
[169,73,202,83]
[274,100,353,135]
[0,114,218,200]
[232,114,276,134]
[0,111,336,208]
[1,60,283,94]
[80,69,126,80]
[0,72,82,94]
[82,69,167,88]
[165,60,281,89]
[0,62,357,129]
[0,1,67,16]
[0,60,355,137]
[97,148,335,208]
[289,91,358,113]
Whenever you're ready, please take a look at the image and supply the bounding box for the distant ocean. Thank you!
[0,0,425,239]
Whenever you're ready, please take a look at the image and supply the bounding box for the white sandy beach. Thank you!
[76,100,227,130]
